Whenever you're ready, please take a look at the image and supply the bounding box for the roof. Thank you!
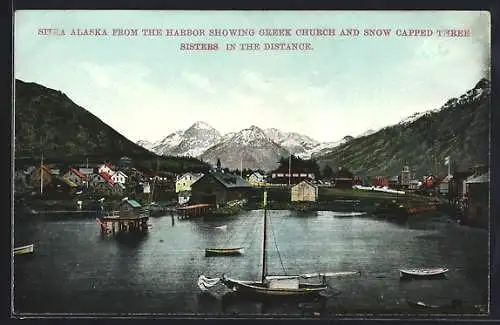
[196,171,252,189]
[179,172,204,180]
[78,168,94,175]
[100,162,114,170]
[99,172,115,185]
[69,167,87,179]
[440,175,453,183]
[113,170,129,178]
[126,199,142,208]
[465,173,489,184]
[292,180,317,188]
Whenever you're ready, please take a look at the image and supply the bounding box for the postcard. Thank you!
[12,10,491,318]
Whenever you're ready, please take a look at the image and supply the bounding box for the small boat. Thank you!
[215,225,228,231]
[333,212,367,218]
[407,299,462,311]
[400,267,449,278]
[14,244,34,256]
[205,247,244,257]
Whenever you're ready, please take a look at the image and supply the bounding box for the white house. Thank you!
[176,172,204,193]
[98,163,115,176]
[248,172,265,185]
[111,170,128,184]
[439,175,453,195]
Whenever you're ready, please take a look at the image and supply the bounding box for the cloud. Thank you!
[181,72,215,94]
[240,70,272,92]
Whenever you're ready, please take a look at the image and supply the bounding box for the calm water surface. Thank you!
[13,210,488,316]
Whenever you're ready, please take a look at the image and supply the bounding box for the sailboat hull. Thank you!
[222,277,327,297]
[205,248,244,257]
[14,244,34,256]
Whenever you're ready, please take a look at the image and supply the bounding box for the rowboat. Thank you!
[400,267,448,278]
[14,244,34,256]
[205,247,244,257]
[407,299,462,311]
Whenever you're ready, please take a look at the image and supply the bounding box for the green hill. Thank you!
[14,79,208,172]
[316,78,490,177]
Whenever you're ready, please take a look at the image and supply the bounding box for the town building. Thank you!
[332,167,354,189]
[291,180,318,202]
[372,176,389,188]
[247,172,266,186]
[63,167,87,187]
[98,163,115,176]
[176,172,204,193]
[111,170,128,184]
[408,179,422,191]
[388,176,399,188]
[464,172,489,227]
[400,165,411,188]
[190,171,252,206]
[439,175,453,196]
[119,199,144,218]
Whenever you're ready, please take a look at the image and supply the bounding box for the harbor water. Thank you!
[13,210,489,316]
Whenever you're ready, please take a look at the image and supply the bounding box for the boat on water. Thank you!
[407,299,462,311]
[205,247,244,257]
[333,212,367,218]
[400,267,449,278]
[215,225,228,231]
[198,190,360,298]
[14,244,34,256]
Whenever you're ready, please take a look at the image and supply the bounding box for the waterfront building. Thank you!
[291,180,318,202]
[190,171,252,206]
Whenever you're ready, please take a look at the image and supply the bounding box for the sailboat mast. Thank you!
[261,190,268,283]
[40,152,44,195]
[288,155,291,187]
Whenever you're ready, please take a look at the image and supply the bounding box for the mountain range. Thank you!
[137,123,365,170]
[137,78,490,175]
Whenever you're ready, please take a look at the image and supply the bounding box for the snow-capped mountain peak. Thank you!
[263,128,319,156]
[189,121,214,131]
[231,126,270,145]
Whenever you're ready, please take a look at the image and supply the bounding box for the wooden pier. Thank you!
[176,204,212,220]
[97,215,149,235]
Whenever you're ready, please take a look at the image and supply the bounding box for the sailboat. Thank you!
[198,191,360,297]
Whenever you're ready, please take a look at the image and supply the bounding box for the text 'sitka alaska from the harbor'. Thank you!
[37,27,472,51]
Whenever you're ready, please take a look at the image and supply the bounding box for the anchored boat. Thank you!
[400,267,449,279]
[205,247,244,257]
[14,244,34,256]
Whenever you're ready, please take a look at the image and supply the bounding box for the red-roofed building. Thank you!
[99,172,115,186]
[63,167,87,187]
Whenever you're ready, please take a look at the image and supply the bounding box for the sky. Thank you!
[14,10,490,143]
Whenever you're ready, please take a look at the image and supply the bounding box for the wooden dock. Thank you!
[176,204,212,219]
[97,214,149,235]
